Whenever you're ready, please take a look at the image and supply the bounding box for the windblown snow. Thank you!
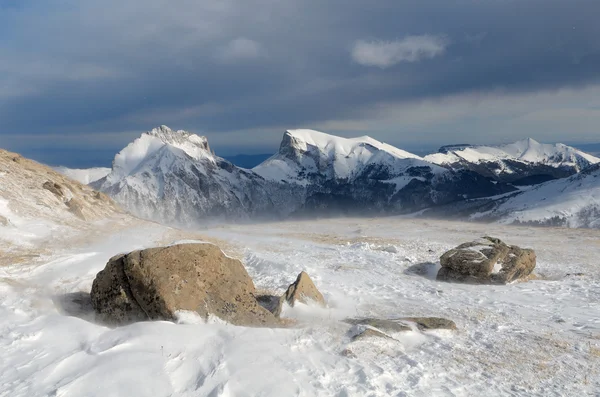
[53,166,111,185]
[1,216,598,396]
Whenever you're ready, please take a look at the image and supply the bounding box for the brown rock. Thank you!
[42,181,64,198]
[437,236,536,284]
[351,328,395,342]
[400,317,457,331]
[283,271,326,308]
[66,198,86,220]
[91,243,279,327]
[90,254,148,324]
[344,318,411,333]
[0,214,9,226]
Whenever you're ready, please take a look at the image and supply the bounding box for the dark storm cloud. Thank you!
[1,0,600,154]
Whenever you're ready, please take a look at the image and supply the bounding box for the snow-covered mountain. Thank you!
[93,126,300,226]
[94,127,513,225]
[53,166,111,184]
[425,138,600,185]
[477,164,600,228]
[254,129,513,215]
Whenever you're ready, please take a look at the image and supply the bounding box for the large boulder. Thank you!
[437,236,536,284]
[91,243,279,327]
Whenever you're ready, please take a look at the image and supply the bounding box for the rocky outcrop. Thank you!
[437,236,536,284]
[91,243,279,327]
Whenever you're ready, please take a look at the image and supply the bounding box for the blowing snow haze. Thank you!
[1,0,600,166]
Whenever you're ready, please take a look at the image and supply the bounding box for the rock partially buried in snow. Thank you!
[283,271,325,307]
[344,318,412,333]
[345,317,457,342]
[437,236,536,284]
[401,317,457,331]
[91,243,279,327]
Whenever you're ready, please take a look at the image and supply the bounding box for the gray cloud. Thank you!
[1,0,600,166]
[352,35,449,68]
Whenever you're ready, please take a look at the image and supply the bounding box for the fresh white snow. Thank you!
[1,217,599,396]
[487,165,600,227]
[425,138,600,171]
[254,129,444,183]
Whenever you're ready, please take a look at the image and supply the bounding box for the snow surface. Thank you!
[53,166,111,185]
[108,125,214,181]
[486,165,600,227]
[426,138,600,170]
[1,217,599,396]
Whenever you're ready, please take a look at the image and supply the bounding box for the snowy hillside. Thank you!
[93,126,299,226]
[479,164,600,227]
[54,166,111,185]
[1,216,599,396]
[0,149,126,266]
[425,138,600,185]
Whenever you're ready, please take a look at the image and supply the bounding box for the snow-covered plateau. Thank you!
[1,215,599,396]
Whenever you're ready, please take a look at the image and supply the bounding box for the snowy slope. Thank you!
[94,126,299,226]
[480,164,600,228]
[425,138,600,185]
[0,149,125,266]
[54,166,111,185]
[1,217,599,396]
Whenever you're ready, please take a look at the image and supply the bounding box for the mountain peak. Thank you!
[145,125,210,152]
[109,126,214,178]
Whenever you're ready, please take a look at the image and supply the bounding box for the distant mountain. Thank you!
[485,164,600,227]
[91,126,600,228]
[223,153,272,169]
[93,126,514,225]
[253,129,514,215]
[92,126,299,226]
[53,166,111,184]
[425,138,600,185]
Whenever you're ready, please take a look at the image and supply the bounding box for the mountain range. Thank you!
[52,125,600,228]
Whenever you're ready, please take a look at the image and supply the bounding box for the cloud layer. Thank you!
[1,0,600,166]
[352,35,449,68]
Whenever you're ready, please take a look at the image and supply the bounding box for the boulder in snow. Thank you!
[283,271,326,308]
[91,243,279,327]
[437,236,536,284]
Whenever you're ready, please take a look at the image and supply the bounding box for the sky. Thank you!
[1,0,600,167]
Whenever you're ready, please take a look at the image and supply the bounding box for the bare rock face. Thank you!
[42,181,65,198]
[91,243,279,327]
[437,236,536,284]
